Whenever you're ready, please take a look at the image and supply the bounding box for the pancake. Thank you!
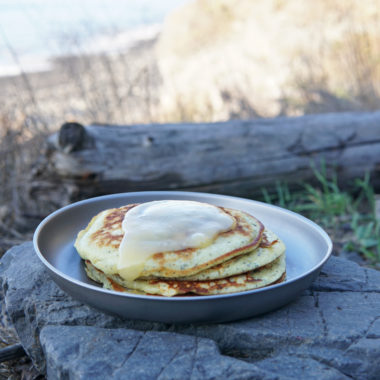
[174,228,285,281]
[85,254,287,296]
[75,203,264,279]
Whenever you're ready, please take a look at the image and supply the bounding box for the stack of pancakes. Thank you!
[75,203,286,296]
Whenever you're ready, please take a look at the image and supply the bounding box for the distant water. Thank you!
[0,0,187,77]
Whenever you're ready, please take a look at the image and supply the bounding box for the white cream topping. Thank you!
[117,200,235,281]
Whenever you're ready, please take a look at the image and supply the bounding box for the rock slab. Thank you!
[1,243,380,379]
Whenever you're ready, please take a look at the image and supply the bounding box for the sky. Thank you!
[0,0,187,76]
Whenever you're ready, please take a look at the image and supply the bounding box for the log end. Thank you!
[58,122,87,153]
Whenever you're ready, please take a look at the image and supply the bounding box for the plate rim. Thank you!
[33,190,333,302]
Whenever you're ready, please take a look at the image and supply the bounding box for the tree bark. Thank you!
[29,112,380,215]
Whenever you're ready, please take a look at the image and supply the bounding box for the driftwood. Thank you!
[29,112,380,215]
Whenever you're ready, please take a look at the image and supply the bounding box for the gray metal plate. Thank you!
[33,191,332,323]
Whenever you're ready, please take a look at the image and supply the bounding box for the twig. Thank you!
[0,344,26,362]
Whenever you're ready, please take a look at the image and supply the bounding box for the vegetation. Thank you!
[261,164,380,267]
[157,0,380,121]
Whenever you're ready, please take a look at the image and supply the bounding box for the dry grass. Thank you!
[156,0,380,121]
[284,24,380,114]
[0,112,48,255]
[0,38,160,128]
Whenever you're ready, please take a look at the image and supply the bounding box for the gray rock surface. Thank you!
[1,242,380,379]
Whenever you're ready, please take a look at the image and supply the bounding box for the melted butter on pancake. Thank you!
[117,200,236,281]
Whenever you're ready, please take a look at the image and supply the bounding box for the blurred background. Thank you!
[2,0,380,128]
[1,0,379,257]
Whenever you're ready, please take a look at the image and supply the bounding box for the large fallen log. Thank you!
[29,111,380,215]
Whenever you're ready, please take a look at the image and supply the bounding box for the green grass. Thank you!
[260,165,380,267]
